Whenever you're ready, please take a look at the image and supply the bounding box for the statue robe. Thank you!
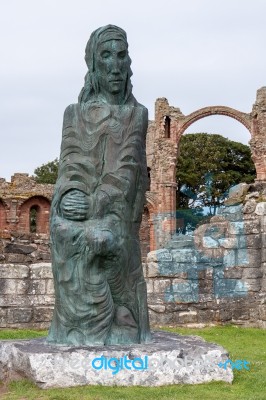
[47,96,151,345]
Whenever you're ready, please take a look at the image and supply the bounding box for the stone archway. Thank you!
[177,106,252,139]
[146,87,266,248]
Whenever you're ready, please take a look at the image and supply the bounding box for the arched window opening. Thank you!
[164,116,171,138]
[176,116,255,235]
[30,205,40,233]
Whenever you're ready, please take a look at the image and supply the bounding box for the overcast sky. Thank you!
[1,0,265,181]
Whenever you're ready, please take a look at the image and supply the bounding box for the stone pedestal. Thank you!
[0,331,233,388]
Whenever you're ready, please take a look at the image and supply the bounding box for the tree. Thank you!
[33,158,59,184]
[176,133,256,217]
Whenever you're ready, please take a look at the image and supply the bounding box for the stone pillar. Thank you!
[250,87,266,181]
[150,99,184,247]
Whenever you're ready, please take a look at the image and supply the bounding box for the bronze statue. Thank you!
[47,25,151,346]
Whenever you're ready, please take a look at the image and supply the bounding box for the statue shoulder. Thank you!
[135,103,148,130]
[62,103,80,129]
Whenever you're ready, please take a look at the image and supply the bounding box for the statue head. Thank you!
[79,25,133,104]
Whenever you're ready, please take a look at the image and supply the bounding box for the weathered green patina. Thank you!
[47,25,151,345]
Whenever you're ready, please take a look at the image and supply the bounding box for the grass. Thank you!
[0,329,47,340]
[0,326,265,400]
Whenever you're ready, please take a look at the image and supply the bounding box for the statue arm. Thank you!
[54,104,95,220]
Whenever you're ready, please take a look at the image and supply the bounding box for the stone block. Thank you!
[223,250,236,268]
[159,261,193,277]
[148,304,166,313]
[258,305,266,321]
[0,294,54,307]
[166,280,199,303]
[238,234,261,249]
[145,279,154,294]
[221,203,243,214]
[30,263,53,279]
[0,264,29,279]
[261,249,266,263]
[142,263,147,278]
[244,220,261,234]
[4,254,32,264]
[242,268,263,279]
[203,237,219,248]
[27,280,46,295]
[255,202,266,215]
[218,237,238,249]
[146,261,159,277]
[0,308,7,327]
[236,249,260,267]
[243,199,257,214]
[227,184,249,203]
[228,222,245,235]
[16,280,30,295]
[223,267,243,279]
[218,205,243,221]
[0,332,234,387]
[46,279,55,295]
[33,307,54,322]
[232,308,250,321]
[217,308,233,322]
[147,293,168,305]
[147,249,172,263]
[4,243,36,254]
[148,311,174,326]
[7,308,33,324]
[33,295,55,306]
[171,249,196,263]
[167,235,194,249]
[0,279,16,294]
[178,311,198,324]
[247,307,259,322]
[244,279,261,292]
[197,309,215,323]
[153,279,171,293]
[36,252,51,261]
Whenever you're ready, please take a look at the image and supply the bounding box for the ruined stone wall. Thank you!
[0,185,265,329]
[0,263,54,329]
[146,87,266,249]
[144,184,266,328]
[0,234,50,264]
[0,173,151,259]
[0,174,53,237]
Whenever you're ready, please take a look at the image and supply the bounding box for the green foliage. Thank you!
[33,158,59,184]
[176,208,208,234]
[176,133,256,214]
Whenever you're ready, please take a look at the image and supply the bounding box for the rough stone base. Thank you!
[0,331,233,388]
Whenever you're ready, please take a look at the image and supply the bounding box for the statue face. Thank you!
[96,39,129,96]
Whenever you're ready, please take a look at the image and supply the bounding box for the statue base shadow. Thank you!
[0,331,233,388]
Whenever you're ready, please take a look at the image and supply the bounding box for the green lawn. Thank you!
[0,326,265,400]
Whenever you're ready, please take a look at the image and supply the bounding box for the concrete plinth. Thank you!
[0,331,233,388]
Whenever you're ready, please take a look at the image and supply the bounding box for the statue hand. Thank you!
[60,189,90,221]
